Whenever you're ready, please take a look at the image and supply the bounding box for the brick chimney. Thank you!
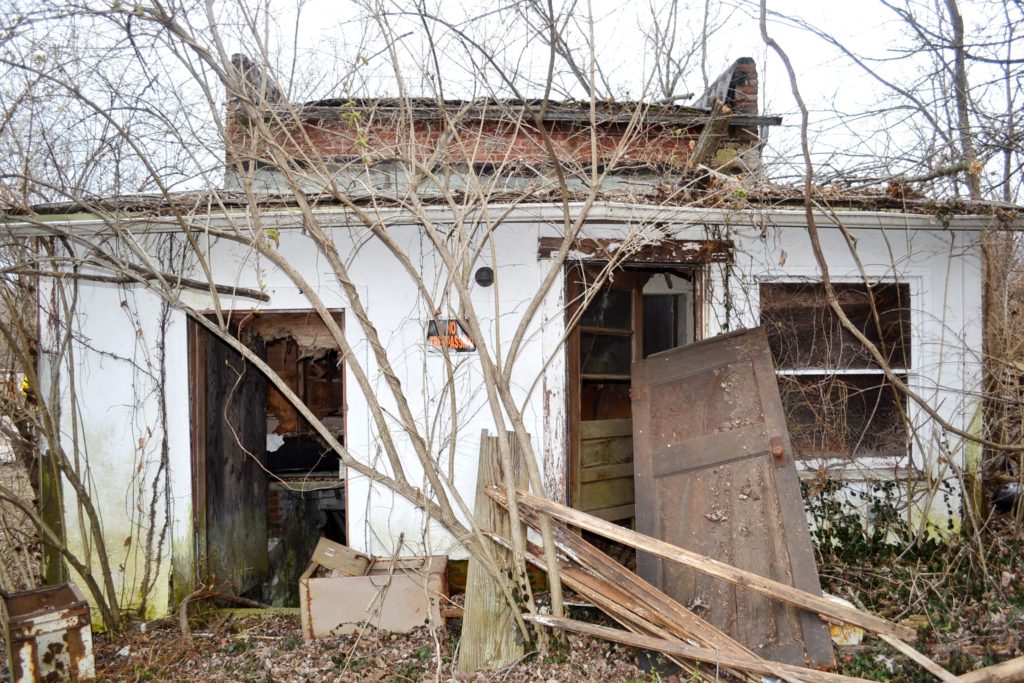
[728,58,758,116]
[695,57,759,116]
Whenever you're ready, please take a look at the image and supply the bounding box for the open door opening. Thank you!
[567,265,699,566]
[190,311,346,606]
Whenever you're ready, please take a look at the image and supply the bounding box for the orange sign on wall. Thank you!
[426,319,476,352]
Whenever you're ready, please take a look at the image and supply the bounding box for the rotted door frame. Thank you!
[541,236,734,512]
[187,308,347,586]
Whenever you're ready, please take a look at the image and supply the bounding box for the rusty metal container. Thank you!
[2,583,95,682]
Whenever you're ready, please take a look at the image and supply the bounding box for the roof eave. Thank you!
[2,201,1018,237]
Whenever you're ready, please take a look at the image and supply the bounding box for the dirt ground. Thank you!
[94,613,685,682]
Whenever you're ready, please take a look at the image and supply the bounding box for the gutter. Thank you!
[1,201,1017,238]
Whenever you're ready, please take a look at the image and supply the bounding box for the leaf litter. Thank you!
[94,612,692,682]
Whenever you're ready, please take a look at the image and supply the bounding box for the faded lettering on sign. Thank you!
[426,319,476,352]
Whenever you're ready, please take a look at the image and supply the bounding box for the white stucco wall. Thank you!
[37,264,191,619]
[37,206,985,617]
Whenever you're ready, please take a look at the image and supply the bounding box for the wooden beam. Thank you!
[501,536,763,682]
[689,99,732,168]
[959,655,1024,682]
[496,506,796,683]
[509,489,956,683]
[537,237,733,264]
[456,433,529,673]
[525,614,874,683]
[487,486,916,642]
[878,633,960,682]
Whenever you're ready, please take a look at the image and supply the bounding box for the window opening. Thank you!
[759,282,910,461]
[642,272,694,357]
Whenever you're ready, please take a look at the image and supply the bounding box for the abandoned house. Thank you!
[4,57,1017,620]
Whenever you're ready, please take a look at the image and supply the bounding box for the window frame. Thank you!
[755,274,922,470]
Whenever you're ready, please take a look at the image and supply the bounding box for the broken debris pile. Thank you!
[464,329,1023,680]
[490,486,1024,682]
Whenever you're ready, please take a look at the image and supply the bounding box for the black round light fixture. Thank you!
[475,266,494,287]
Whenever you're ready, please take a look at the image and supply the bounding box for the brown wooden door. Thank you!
[204,329,269,595]
[631,327,835,668]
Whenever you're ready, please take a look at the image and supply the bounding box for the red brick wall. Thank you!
[227,90,764,173]
[229,110,712,170]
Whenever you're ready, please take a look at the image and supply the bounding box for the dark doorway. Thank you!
[189,311,346,605]
[566,265,698,559]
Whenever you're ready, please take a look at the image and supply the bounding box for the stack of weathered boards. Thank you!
[475,329,1022,682]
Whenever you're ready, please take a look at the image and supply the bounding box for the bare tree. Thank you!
[0,0,739,643]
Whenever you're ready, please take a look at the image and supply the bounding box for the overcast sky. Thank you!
[4,0,1012,196]
[240,0,954,183]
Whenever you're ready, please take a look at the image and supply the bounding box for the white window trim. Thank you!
[750,271,928,473]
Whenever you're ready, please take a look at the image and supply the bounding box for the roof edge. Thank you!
[3,201,1019,237]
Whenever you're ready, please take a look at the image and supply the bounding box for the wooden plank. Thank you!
[579,326,634,336]
[541,529,754,658]
[204,329,268,596]
[631,327,836,667]
[500,524,811,683]
[580,435,632,468]
[689,98,732,168]
[216,607,301,617]
[499,535,762,682]
[492,495,795,683]
[489,486,917,643]
[526,614,874,683]
[960,655,1024,682]
[586,503,635,522]
[580,463,634,483]
[538,558,749,681]
[538,237,734,264]
[580,373,632,382]
[580,418,633,440]
[456,432,529,673]
[878,633,960,682]
[580,477,634,512]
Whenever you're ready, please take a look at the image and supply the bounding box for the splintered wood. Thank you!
[488,485,963,682]
[462,327,963,680]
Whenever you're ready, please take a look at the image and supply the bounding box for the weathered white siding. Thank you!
[36,205,985,617]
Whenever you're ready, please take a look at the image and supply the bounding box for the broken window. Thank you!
[642,272,694,357]
[759,282,910,461]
